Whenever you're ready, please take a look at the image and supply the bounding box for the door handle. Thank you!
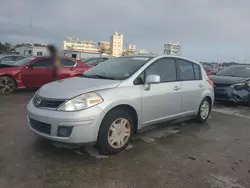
[199,84,203,88]
[173,86,180,90]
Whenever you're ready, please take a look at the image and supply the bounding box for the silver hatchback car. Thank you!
[27,55,214,154]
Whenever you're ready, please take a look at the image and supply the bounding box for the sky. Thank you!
[0,0,250,62]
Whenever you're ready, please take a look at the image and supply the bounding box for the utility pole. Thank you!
[29,15,33,44]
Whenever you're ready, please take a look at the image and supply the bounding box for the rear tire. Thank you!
[97,108,134,155]
[0,76,17,94]
[196,98,211,123]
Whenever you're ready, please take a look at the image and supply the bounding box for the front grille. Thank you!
[34,95,65,109]
[29,118,51,135]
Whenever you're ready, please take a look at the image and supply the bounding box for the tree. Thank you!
[4,43,14,51]
[0,42,15,52]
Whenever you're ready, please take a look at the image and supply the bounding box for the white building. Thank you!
[15,45,48,56]
[63,37,99,53]
[63,50,102,60]
[164,42,181,55]
[110,32,123,57]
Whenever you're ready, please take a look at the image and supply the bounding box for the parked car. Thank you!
[0,56,91,93]
[209,65,250,105]
[0,55,26,64]
[27,55,214,154]
[84,57,110,66]
[204,67,215,76]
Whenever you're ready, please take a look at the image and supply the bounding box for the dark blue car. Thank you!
[209,65,250,105]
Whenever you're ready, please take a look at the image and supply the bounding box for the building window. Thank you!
[37,52,43,56]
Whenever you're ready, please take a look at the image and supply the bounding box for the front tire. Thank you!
[97,109,134,155]
[0,76,17,94]
[196,98,211,123]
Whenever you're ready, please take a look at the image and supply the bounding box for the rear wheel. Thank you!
[0,76,17,94]
[97,109,134,155]
[196,98,211,123]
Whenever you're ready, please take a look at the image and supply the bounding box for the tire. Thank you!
[196,98,211,123]
[97,108,134,155]
[0,76,17,94]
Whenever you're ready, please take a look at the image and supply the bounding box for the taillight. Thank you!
[207,80,214,87]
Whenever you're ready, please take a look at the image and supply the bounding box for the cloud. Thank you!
[0,0,250,61]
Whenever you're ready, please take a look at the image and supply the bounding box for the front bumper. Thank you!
[27,100,106,144]
[214,86,249,104]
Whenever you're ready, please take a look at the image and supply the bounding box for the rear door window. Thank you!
[176,59,195,81]
[193,63,202,80]
[145,58,177,82]
[60,58,76,67]
[32,58,53,67]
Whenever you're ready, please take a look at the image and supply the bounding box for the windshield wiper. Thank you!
[82,74,116,80]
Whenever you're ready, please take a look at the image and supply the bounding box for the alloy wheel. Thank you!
[200,100,210,120]
[0,77,16,93]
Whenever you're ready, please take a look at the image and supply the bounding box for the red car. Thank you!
[0,56,91,94]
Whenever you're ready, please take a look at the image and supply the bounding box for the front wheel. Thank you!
[97,109,134,155]
[196,98,211,123]
[0,76,17,94]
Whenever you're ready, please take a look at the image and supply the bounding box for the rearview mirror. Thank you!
[144,74,161,90]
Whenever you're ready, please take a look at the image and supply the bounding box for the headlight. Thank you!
[57,92,103,111]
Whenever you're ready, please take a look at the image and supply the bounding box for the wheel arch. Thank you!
[0,74,17,86]
[100,104,139,134]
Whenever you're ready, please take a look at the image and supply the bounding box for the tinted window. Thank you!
[32,58,53,67]
[217,66,250,78]
[177,59,195,81]
[145,58,177,82]
[193,63,202,80]
[60,58,76,67]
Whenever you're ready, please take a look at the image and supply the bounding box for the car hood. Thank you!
[209,75,250,85]
[37,77,121,99]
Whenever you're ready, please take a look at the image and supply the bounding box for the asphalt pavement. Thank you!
[0,91,250,188]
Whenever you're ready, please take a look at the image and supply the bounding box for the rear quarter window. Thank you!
[193,63,202,80]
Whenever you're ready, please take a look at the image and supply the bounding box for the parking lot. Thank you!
[0,91,250,188]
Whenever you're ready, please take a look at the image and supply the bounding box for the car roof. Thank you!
[119,55,199,62]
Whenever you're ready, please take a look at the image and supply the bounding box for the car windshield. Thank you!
[83,56,152,80]
[13,57,35,66]
[217,66,250,77]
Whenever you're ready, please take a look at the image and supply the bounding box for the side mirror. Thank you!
[144,74,161,90]
[211,72,216,75]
